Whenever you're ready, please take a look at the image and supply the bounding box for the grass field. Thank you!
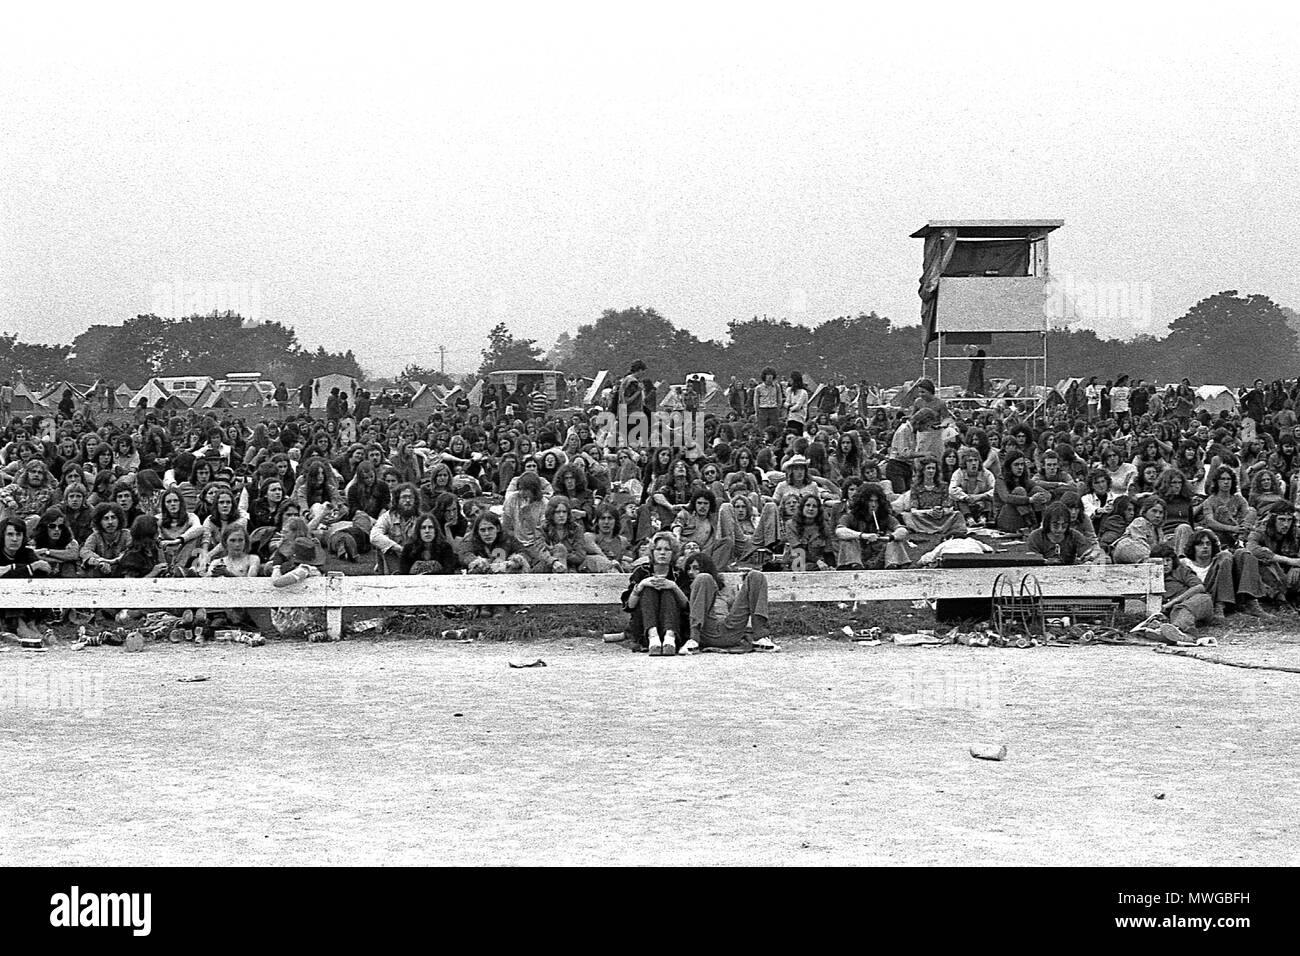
[3,609,1298,866]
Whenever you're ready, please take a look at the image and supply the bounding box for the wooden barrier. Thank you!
[0,563,1163,641]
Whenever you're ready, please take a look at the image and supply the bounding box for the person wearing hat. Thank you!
[270,530,331,640]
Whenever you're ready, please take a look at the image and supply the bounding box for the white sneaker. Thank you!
[752,636,777,651]
[679,638,700,655]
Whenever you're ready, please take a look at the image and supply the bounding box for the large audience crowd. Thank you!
[3,363,1299,651]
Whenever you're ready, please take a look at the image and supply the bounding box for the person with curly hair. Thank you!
[834,482,910,570]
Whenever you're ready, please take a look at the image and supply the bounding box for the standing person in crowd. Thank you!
[754,367,784,436]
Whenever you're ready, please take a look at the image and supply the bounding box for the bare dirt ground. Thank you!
[3,617,1299,866]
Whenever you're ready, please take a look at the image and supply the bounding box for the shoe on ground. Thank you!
[679,638,700,655]
[1241,598,1270,618]
[662,634,677,656]
[194,608,208,626]
[647,635,663,657]
[181,609,194,627]
[752,636,778,651]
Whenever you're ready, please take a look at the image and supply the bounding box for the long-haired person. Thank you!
[680,552,777,654]
[622,531,689,655]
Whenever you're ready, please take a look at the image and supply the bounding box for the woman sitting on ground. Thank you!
[399,512,456,575]
[783,492,835,571]
[590,504,633,573]
[206,524,261,628]
[1097,494,1135,557]
[898,456,967,538]
[196,486,246,573]
[541,495,611,573]
[622,531,690,655]
[457,511,529,576]
[994,452,1050,534]
[680,552,777,654]
[1112,494,1169,564]
[1058,491,1105,561]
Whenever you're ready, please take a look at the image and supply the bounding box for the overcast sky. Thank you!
[2,3,1297,375]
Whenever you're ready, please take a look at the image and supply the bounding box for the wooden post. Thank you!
[326,572,344,641]
[1145,559,1164,618]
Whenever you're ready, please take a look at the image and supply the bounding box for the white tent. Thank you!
[1195,385,1238,417]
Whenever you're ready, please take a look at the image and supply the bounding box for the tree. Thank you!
[398,363,455,390]
[0,333,73,385]
[571,307,719,384]
[544,331,576,368]
[479,322,545,376]
[1162,291,1298,384]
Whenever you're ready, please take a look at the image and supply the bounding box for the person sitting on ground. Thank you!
[1196,466,1254,550]
[680,552,776,654]
[30,506,80,578]
[782,492,834,571]
[206,524,261,628]
[399,512,456,575]
[370,481,421,571]
[0,517,53,644]
[1182,527,1270,621]
[502,472,550,570]
[994,452,1050,534]
[672,487,735,570]
[948,447,996,525]
[834,481,910,570]
[1112,495,1169,565]
[1153,542,1217,634]
[80,502,131,578]
[622,531,690,655]
[1026,501,1102,565]
[897,456,967,538]
[269,534,331,641]
[1244,502,1300,607]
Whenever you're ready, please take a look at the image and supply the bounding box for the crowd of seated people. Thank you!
[4,367,1298,645]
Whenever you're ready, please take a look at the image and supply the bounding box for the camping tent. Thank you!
[38,381,89,410]
[11,381,50,413]
[409,384,445,411]
[310,373,358,410]
[1195,385,1238,417]
[130,378,188,411]
[192,382,233,409]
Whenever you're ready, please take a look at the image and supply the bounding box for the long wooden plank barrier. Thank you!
[0,564,1163,641]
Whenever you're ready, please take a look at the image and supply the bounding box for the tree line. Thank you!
[3,290,1295,391]
[474,291,1300,388]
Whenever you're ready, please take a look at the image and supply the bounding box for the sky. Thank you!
[2,2,1298,375]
